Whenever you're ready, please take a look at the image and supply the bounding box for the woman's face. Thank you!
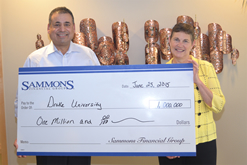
[169,32,194,63]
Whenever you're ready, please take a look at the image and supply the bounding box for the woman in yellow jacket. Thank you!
[158,23,225,165]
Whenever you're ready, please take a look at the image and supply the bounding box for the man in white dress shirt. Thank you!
[14,6,100,165]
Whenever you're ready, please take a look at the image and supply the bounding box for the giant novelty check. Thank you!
[17,64,196,156]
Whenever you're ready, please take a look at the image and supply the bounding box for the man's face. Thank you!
[48,12,75,48]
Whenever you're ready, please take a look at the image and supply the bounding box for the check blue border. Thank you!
[19,63,193,75]
[17,152,196,156]
[18,63,195,156]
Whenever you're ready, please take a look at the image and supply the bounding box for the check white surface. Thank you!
[17,64,196,156]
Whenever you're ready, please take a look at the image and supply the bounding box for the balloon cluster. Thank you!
[144,15,239,73]
[72,18,129,65]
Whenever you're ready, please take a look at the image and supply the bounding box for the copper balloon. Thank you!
[98,41,115,65]
[231,48,239,65]
[216,30,226,53]
[210,50,223,74]
[36,34,44,49]
[144,20,159,43]
[225,34,232,54]
[80,18,98,52]
[191,22,202,60]
[72,32,87,46]
[145,43,161,64]
[217,31,232,55]
[112,21,129,52]
[177,15,194,27]
[208,23,222,51]
[160,28,173,60]
[200,33,210,62]
[98,36,113,45]
[115,50,129,65]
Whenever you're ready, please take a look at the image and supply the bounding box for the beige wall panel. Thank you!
[0,0,8,163]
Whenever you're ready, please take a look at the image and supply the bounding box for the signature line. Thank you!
[111,117,154,123]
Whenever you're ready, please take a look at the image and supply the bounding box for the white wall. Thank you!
[1,0,247,164]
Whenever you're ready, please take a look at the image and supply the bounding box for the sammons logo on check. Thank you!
[21,80,74,90]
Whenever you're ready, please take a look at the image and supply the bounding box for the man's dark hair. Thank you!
[49,7,74,25]
[170,23,195,42]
